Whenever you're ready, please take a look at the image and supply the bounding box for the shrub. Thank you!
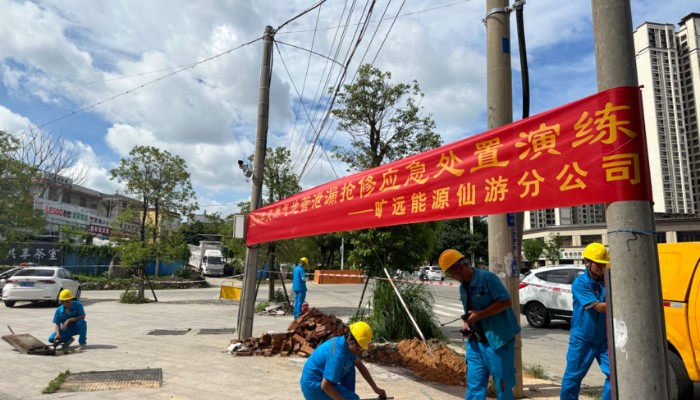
[354,280,444,342]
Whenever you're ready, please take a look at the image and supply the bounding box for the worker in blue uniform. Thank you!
[293,257,309,319]
[300,321,387,400]
[560,242,610,400]
[48,289,87,351]
[439,249,521,400]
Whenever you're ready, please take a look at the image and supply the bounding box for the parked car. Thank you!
[2,267,81,308]
[424,266,445,281]
[518,264,585,328]
[0,268,23,295]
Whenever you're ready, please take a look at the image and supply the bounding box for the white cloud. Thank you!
[0,0,696,217]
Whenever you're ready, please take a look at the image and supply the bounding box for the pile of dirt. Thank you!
[365,338,466,386]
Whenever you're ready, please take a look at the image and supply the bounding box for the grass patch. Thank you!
[43,370,70,394]
[119,291,152,304]
[581,389,603,399]
[76,274,209,291]
[523,364,548,379]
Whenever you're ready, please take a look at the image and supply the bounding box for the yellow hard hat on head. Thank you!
[583,243,609,264]
[439,249,465,272]
[300,257,309,265]
[349,321,372,350]
[59,289,74,301]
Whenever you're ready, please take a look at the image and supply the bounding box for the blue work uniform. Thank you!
[300,335,358,400]
[292,263,308,319]
[460,268,521,400]
[48,300,87,346]
[560,271,610,400]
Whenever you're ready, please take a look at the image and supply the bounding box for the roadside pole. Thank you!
[484,1,523,397]
[591,1,670,398]
[238,25,273,340]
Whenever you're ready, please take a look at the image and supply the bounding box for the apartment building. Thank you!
[522,13,700,263]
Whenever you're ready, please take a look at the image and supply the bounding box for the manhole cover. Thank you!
[197,328,235,335]
[147,329,191,336]
[61,368,162,392]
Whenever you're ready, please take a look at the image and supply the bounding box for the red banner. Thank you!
[247,86,651,245]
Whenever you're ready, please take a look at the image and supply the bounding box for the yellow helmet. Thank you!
[583,243,609,264]
[300,257,309,265]
[349,321,372,350]
[59,289,74,301]
[439,249,465,272]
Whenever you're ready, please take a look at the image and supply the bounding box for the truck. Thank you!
[660,242,700,399]
[188,241,225,277]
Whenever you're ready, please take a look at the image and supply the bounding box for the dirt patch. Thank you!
[365,338,467,386]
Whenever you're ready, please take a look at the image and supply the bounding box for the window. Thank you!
[80,197,87,207]
[536,269,572,284]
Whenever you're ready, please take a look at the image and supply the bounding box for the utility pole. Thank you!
[591,1,669,398]
[237,25,273,340]
[485,1,523,397]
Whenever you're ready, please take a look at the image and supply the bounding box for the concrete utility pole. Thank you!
[591,1,670,398]
[484,1,523,397]
[237,25,273,340]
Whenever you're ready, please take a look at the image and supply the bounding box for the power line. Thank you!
[33,37,263,131]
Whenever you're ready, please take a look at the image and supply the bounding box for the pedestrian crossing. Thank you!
[433,302,464,319]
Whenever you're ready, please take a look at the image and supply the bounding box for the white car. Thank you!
[0,268,22,295]
[518,264,585,328]
[424,266,445,281]
[2,267,81,308]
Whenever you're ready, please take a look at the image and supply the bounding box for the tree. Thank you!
[330,64,443,276]
[0,131,45,247]
[522,239,544,269]
[13,126,88,201]
[543,233,564,265]
[110,146,198,243]
[435,217,488,266]
[109,146,197,299]
[332,64,442,171]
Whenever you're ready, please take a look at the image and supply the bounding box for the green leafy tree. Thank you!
[109,146,197,299]
[523,239,544,268]
[0,131,45,249]
[332,64,442,170]
[435,217,488,266]
[330,64,443,276]
[543,233,564,265]
[110,145,198,243]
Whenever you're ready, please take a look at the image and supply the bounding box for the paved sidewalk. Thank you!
[0,287,589,399]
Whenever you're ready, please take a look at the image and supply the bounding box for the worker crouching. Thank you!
[48,289,87,351]
[300,321,387,400]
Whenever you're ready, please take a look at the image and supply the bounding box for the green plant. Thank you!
[272,289,286,304]
[172,266,198,280]
[354,280,444,342]
[43,369,70,394]
[255,301,270,313]
[581,389,603,399]
[524,364,548,380]
[119,291,151,304]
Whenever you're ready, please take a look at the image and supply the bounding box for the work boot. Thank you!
[78,344,86,351]
[62,338,74,351]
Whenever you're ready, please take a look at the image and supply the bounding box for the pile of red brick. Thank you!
[228,308,347,357]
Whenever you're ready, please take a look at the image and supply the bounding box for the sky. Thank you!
[0,0,693,218]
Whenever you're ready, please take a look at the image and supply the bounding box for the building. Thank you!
[633,13,699,214]
[523,13,700,263]
[32,173,142,241]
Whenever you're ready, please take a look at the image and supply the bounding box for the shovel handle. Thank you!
[7,325,14,335]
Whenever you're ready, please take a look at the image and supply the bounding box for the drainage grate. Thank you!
[197,328,235,335]
[61,368,163,392]
[147,329,191,336]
